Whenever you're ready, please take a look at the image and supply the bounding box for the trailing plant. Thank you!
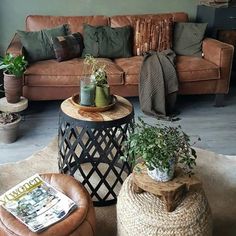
[0,111,19,125]
[84,54,107,86]
[121,117,198,175]
[0,53,28,77]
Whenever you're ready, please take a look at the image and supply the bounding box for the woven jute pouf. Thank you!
[117,174,212,236]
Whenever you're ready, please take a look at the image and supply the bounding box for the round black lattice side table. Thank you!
[58,95,134,206]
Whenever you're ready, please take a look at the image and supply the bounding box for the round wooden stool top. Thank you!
[0,97,28,113]
[60,95,133,122]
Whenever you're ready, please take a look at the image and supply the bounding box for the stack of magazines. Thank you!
[0,174,77,232]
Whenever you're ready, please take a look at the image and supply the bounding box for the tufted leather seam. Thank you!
[0,216,21,236]
[83,219,95,236]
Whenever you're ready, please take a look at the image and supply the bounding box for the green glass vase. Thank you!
[95,85,110,107]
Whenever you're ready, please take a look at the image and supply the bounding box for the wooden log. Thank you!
[132,163,202,212]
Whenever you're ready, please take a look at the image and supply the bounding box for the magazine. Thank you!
[0,174,77,232]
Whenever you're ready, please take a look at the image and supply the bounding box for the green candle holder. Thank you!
[95,84,110,107]
[80,77,95,106]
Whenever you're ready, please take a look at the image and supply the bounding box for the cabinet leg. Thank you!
[214,94,225,107]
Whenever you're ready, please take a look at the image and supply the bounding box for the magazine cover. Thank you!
[0,174,77,232]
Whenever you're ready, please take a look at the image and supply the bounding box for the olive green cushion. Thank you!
[83,24,132,58]
[17,24,70,62]
[173,22,207,57]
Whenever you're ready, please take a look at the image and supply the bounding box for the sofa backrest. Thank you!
[109,12,188,27]
[110,12,188,55]
[25,15,109,33]
[25,12,188,33]
[25,13,188,56]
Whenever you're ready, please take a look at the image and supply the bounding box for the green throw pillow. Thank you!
[17,24,70,62]
[83,24,132,58]
[173,22,207,57]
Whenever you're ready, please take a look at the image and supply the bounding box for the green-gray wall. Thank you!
[0,0,198,55]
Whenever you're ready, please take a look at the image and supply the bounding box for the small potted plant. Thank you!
[0,53,28,103]
[122,118,198,182]
[0,111,21,143]
[83,54,110,107]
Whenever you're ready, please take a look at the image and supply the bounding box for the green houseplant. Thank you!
[122,118,198,182]
[83,54,110,107]
[0,53,28,103]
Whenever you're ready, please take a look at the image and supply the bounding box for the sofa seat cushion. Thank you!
[114,56,143,85]
[24,58,124,86]
[176,56,220,82]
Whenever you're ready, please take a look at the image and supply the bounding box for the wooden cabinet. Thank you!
[196,5,236,37]
[196,5,236,78]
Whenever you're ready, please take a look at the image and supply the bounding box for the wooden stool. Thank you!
[0,173,96,236]
[0,97,28,113]
[117,174,212,236]
[132,163,202,212]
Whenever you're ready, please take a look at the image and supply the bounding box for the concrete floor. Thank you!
[1,85,236,164]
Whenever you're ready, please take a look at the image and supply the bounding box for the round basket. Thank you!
[117,175,212,236]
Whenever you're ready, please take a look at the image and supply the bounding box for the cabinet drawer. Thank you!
[214,8,236,29]
[218,30,236,45]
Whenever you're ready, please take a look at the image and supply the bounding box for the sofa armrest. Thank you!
[6,33,24,56]
[203,38,234,79]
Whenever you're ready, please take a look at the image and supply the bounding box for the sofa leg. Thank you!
[214,94,225,107]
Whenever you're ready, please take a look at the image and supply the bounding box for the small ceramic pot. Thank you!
[147,159,175,182]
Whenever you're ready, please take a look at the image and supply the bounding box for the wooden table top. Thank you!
[60,95,133,122]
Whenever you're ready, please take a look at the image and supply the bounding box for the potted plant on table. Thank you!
[83,54,110,107]
[122,118,198,182]
[0,53,28,103]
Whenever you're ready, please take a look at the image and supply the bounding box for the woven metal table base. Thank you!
[58,111,134,206]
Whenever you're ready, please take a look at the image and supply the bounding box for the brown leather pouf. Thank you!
[0,173,96,236]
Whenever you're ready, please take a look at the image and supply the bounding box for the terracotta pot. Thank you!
[0,114,21,144]
[3,72,22,103]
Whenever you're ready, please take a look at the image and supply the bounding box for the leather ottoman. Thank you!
[0,173,96,236]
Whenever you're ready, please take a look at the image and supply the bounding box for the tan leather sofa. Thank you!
[7,13,234,105]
